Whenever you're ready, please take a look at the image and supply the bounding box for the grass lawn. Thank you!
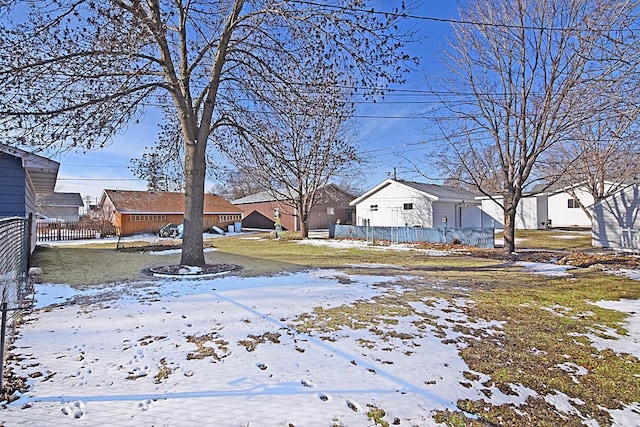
[28,232,640,426]
[512,228,593,250]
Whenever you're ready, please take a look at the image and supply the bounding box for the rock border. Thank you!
[148,263,239,279]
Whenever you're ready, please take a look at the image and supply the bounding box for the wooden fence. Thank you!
[36,221,119,242]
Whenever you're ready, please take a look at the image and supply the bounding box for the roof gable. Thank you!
[102,190,241,214]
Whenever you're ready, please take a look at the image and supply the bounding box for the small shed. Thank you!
[591,183,640,250]
[37,192,84,222]
[99,189,243,236]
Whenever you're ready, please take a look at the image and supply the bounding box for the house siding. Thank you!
[355,184,434,227]
[39,206,81,222]
[432,202,455,228]
[481,196,542,229]
[460,205,483,228]
[592,184,640,248]
[0,154,27,217]
[117,213,241,236]
[547,189,592,228]
[308,189,354,229]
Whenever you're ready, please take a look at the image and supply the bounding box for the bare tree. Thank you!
[130,120,185,192]
[221,66,360,238]
[540,77,640,218]
[434,0,640,254]
[208,169,264,201]
[0,0,416,265]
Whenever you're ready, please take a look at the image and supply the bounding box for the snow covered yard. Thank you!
[2,262,639,425]
[3,270,487,426]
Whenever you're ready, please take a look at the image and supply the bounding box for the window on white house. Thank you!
[403,203,413,210]
[327,207,335,215]
[567,199,580,209]
[370,205,378,211]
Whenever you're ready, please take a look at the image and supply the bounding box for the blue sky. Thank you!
[50,1,459,203]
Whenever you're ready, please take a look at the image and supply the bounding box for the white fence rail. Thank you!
[620,228,640,253]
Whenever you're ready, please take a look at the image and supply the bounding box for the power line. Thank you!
[289,0,626,32]
[56,177,145,181]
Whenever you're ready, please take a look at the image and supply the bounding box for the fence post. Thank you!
[0,301,7,392]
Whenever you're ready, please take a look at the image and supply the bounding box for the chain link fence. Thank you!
[0,216,33,391]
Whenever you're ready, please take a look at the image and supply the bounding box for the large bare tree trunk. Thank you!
[298,207,309,239]
[503,195,518,255]
[181,140,206,266]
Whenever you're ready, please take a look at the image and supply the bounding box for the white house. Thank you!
[478,183,601,230]
[478,194,547,230]
[591,183,640,250]
[350,179,486,228]
[546,185,598,228]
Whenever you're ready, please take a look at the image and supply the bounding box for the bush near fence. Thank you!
[331,224,495,248]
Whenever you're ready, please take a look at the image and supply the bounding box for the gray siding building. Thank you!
[37,192,84,222]
[591,183,640,250]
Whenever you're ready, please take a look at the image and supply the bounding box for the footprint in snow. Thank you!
[300,378,315,388]
[137,399,152,411]
[61,401,85,419]
[318,393,331,402]
[127,365,150,378]
[73,368,92,386]
[345,399,361,412]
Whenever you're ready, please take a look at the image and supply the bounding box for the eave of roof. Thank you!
[1,144,60,194]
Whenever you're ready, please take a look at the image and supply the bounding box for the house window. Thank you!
[403,203,413,210]
[370,205,378,212]
[327,207,335,215]
[130,214,167,222]
[567,199,580,209]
